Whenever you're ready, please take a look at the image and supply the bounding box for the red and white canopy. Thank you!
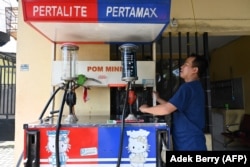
[22,0,171,43]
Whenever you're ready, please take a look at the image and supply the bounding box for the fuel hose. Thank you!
[55,81,70,167]
[116,81,131,167]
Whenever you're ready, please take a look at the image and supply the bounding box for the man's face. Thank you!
[180,57,198,80]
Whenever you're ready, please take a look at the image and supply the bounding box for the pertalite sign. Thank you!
[32,5,88,17]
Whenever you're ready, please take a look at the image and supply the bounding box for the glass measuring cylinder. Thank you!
[61,43,79,81]
[119,43,138,82]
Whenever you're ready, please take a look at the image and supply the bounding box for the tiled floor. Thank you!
[212,135,250,151]
[0,141,14,167]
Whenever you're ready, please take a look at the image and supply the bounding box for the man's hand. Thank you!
[139,104,149,113]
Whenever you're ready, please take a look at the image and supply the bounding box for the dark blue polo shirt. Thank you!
[169,80,207,151]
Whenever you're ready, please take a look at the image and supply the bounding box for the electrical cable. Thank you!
[116,81,131,167]
[191,0,198,32]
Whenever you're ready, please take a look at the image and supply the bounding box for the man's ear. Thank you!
[193,67,198,74]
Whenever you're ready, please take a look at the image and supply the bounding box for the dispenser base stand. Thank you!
[64,114,78,123]
[125,114,137,121]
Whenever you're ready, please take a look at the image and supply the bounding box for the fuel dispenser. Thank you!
[23,43,102,167]
[116,44,169,167]
[21,0,172,166]
[23,44,170,167]
[120,44,138,121]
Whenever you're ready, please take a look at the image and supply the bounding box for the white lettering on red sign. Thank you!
[106,6,157,18]
[33,5,87,17]
[87,66,122,72]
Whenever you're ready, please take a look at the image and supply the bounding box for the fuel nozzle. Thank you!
[128,89,137,106]
[125,84,137,121]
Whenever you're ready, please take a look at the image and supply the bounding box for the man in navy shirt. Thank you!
[139,54,208,151]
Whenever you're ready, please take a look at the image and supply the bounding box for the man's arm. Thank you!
[139,102,177,116]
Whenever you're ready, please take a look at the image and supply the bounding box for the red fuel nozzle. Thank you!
[128,90,137,105]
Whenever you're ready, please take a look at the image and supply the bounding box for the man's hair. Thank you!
[189,54,208,78]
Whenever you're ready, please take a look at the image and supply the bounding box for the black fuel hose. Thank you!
[116,81,131,167]
[38,85,63,120]
[55,82,70,167]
